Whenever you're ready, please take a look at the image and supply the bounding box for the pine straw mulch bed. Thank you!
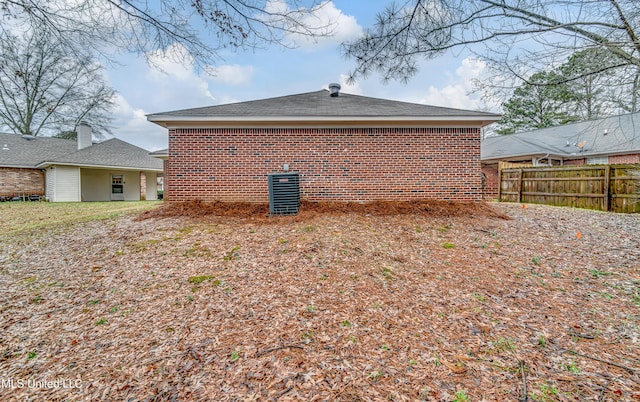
[0,201,639,401]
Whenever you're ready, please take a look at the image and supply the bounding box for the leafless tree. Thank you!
[0,30,115,136]
[1,0,334,68]
[343,0,640,91]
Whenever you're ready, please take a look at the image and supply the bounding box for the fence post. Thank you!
[516,168,523,203]
[497,168,503,201]
[604,165,611,211]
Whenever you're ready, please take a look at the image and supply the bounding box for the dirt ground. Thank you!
[0,201,639,401]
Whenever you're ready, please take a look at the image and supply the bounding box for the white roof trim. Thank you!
[36,161,163,172]
[148,115,501,123]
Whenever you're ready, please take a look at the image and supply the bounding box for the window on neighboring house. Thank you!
[587,156,608,165]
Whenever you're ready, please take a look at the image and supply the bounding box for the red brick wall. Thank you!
[564,159,585,166]
[0,167,44,197]
[481,164,499,200]
[163,159,169,200]
[167,127,482,202]
[609,153,640,164]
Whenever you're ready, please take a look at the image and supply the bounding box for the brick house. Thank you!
[0,124,163,202]
[147,84,500,203]
[481,111,640,199]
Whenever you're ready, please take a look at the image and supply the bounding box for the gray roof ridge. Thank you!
[508,111,640,137]
[147,89,330,116]
[147,88,501,118]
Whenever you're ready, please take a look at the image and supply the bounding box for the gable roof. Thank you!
[0,134,78,168]
[147,89,500,127]
[0,133,162,171]
[37,138,164,170]
[481,112,640,162]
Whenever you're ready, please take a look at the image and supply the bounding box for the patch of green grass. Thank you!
[537,335,546,348]
[0,201,161,236]
[27,352,37,359]
[188,275,215,284]
[381,267,394,280]
[306,304,316,313]
[590,269,611,278]
[453,389,470,402]
[129,239,161,252]
[472,292,485,302]
[367,369,382,381]
[490,337,516,353]
[183,243,211,258]
[95,318,107,326]
[530,383,558,401]
[87,300,101,306]
[339,320,352,328]
[223,245,241,261]
[532,256,541,265]
[442,242,455,249]
[562,360,581,373]
[229,349,241,363]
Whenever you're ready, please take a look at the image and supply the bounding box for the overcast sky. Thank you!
[106,1,498,151]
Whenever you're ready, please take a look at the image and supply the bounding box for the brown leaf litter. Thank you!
[1,201,639,401]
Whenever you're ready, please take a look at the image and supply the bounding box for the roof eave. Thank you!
[36,161,163,172]
[147,115,501,128]
[481,152,568,163]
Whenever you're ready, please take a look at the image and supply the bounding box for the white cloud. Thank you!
[111,94,167,151]
[144,43,216,110]
[420,58,498,110]
[268,1,362,50]
[206,64,255,86]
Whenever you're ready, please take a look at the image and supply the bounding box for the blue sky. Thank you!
[107,1,495,151]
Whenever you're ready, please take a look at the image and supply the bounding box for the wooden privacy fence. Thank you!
[499,164,640,213]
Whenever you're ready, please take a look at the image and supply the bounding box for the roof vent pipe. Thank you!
[328,83,341,97]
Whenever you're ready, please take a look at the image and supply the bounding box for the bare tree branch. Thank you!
[0,30,115,136]
[1,0,334,69]
[344,0,640,85]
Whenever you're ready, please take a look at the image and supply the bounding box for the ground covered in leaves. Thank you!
[1,201,639,401]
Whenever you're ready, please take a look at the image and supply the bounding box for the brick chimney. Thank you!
[77,122,92,150]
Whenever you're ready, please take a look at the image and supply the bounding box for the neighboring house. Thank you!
[481,112,640,198]
[147,84,500,203]
[0,124,163,202]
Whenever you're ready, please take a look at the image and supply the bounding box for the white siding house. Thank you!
[1,123,163,202]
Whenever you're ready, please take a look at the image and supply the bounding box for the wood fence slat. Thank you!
[498,164,640,213]
[516,169,523,203]
[604,165,610,211]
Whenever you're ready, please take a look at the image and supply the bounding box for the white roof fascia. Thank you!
[36,162,163,172]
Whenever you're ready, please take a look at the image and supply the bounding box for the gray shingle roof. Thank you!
[147,89,500,121]
[0,133,162,170]
[481,112,640,162]
[0,133,77,168]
